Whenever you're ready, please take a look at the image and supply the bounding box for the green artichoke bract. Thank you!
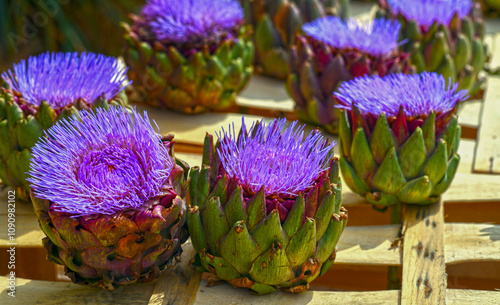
[335,72,468,207]
[187,118,347,294]
[28,107,189,290]
[377,0,487,96]
[287,17,414,135]
[0,52,130,203]
[241,0,349,79]
[122,0,254,114]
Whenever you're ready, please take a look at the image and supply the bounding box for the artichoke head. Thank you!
[338,104,461,206]
[187,133,347,294]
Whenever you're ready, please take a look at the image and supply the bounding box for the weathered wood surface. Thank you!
[149,243,202,305]
[401,200,446,305]
[473,76,500,174]
[1,274,498,305]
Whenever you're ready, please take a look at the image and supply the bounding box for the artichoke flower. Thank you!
[377,0,487,95]
[27,107,189,290]
[122,0,254,114]
[240,0,349,79]
[0,52,130,203]
[187,118,347,294]
[287,17,414,134]
[336,72,468,207]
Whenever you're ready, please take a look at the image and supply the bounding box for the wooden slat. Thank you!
[149,242,202,305]
[401,200,446,304]
[473,76,500,174]
[447,289,500,305]
[444,223,500,264]
[237,76,294,112]
[489,33,500,70]
[458,100,482,139]
[0,275,156,304]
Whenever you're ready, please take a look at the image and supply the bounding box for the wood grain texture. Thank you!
[0,275,157,304]
[444,223,500,264]
[149,242,202,305]
[401,200,446,305]
[489,33,500,70]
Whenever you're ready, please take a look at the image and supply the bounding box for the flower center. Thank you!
[77,145,145,192]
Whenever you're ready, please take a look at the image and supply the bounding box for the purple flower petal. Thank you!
[302,17,401,57]
[334,72,468,117]
[27,107,173,217]
[2,52,130,108]
[387,0,472,27]
[141,0,243,44]
[216,118,336,197]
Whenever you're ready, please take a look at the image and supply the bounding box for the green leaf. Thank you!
[371,147,407,194]
[251,210,288,252]
[316,215,343,264]
[286,217,317,269]
[283,195,305,239]
[421,111,436,155]
[248,244,294,286]
[199,252,240,281]
[224,187,247,229]
[432,154,460,196]
[196,165,211,209]
[187,205,207,252]
[314,191,336,242]
[351,128,376,180]
[339,157,369,195]
[0,120,15,159]
[35,101,57,130]
[15,116,44,149]
[399,128,426,179]
[370,113,395,165]
[396,176,433,204]
[202,197,230,255]
[218,221,261,275]
[423,139,448,185]
[339,110,352,159]
[208,175,228,206]
[246,187,266,230]
[7,101,23,131]
[442,116,458,157]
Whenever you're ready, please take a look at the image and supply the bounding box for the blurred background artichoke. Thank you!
[0,0,144,70]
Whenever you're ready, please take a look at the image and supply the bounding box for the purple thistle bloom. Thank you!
[302,17,401,57]
[217,118,335,197]
[387,0,472,27]
[141,0,243,44]
[27,107,173,217]
[2,52,130,108]
[335,72,468,117]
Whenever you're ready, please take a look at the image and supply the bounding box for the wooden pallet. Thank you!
[1,12,500,305]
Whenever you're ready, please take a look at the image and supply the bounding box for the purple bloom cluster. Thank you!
[302,17,401,57]
[28,107,173,217]
[335,72,468,117]
[217,118,335,197]
[2,52,130,109]
[387,0,472,27]
[141,0,243,44]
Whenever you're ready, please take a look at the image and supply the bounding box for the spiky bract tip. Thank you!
[217,118,335,197]
[335,72,468,117]
[2,52,130,108]
[302,17,401,57]
[387,0,472,27]
[141,0,243,44]
[28,107,174,217]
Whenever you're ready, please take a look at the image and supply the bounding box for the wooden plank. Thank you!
[0,275,156,304]
[149,242,202,305]
[489,33,500,70]
[193,281,399,305]
[458,100,482,140]
[401,200,446,305]
[446,289,500,305]
[445,223,500,264]
[237,75,294,112]
[473,76,500,174]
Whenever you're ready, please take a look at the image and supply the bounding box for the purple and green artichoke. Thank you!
[122,0,254,114]
[287,17,414,134]
[336,72,468,207]
[240,0,349,79]
[28,107,189,290]
[0,52,130,203]
[187,118,347,294]
[377,0,487,95]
